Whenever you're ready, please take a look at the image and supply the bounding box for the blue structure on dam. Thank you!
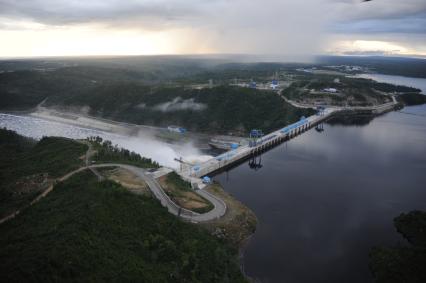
[280,117,308,135]
[249,129,264,147]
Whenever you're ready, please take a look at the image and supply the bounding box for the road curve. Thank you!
[91,164,226,223]
[1,139,226,225]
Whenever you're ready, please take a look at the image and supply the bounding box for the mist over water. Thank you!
[0,113,209,168]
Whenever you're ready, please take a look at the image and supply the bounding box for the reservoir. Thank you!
[214,75,426,282]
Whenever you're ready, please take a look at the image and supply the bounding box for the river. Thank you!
[0,113,210,168]
[357,73,426,94]
[214,74,426,282]
[1,74,426,282]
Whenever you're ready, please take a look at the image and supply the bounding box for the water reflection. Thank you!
[327,115,374,126]
[248,155,263,171]
[214,105,426,283]
[315,123,324,132]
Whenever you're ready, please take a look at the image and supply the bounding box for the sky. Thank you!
[0,0,425,58]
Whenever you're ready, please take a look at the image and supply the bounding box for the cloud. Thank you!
[0,0,425,57]
[1,0,425,33]
[0,0,197,27]
[332,17,426,34]
[0,0,331,57]
[152,97,207,112]
[330,0,426,20]
[342,50,395,56]
[326,36,426,57]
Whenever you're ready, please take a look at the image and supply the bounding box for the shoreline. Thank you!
[200,182,258,282]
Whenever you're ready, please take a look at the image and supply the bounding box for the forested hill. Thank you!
[0,129,246,282]
[0,67,313,134]
[49,84,312,134]
[317,56,426,79]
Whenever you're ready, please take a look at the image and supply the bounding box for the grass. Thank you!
[0,170,246,282]
[101,167,151,197]
[166,171,193,191]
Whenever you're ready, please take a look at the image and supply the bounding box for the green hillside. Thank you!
[0,171,246,282]
[0,129,87,218]
[0,67,313,134]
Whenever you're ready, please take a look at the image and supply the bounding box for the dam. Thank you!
[181,100,398,186]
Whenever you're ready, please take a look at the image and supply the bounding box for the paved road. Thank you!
[83,142,226,222]
[91,164,226,222]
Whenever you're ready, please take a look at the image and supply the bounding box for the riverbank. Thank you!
[201,182,257,246]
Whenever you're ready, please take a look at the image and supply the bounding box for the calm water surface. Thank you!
[215,75,426,283]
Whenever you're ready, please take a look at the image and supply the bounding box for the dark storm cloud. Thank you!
[0,0,425,36]
[332,13,426,34]
[0,0,200,27]
[330,0,426,34]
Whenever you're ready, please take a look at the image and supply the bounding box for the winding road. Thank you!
[0,142,226,225]
[91,164,226,223]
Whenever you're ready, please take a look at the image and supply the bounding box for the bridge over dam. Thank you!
[180,99,398,186]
